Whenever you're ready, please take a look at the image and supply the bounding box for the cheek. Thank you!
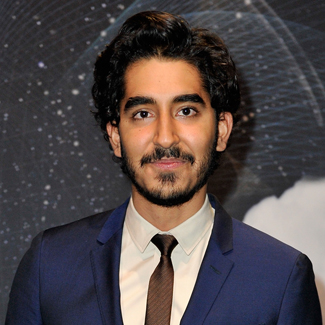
[183,122,216,151]
[182,134,213,161]
[120,127,153,157]
[133,128,153,150]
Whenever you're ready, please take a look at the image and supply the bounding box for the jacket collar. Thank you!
[90,198,129,325]
[96,197,130,244]
[208,193,233,253]
[181,194,234,324]
[91,195,233,325]
[96,195,233,252]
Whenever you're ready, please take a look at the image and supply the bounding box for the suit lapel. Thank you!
[181,195,234,325]
[90,199,129,325]
[89,195,233,324]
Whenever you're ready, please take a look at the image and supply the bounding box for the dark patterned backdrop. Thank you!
[1,0,325,321]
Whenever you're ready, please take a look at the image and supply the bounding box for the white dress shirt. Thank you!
[119,195,214,325]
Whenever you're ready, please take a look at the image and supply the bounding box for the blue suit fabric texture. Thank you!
[6,195,322,324]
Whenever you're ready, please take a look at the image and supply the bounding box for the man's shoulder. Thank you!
[231,217,302,262]
[44,209,114,237]
[37,208,120,252]
[210,194,302,261]
[21,207,124,265]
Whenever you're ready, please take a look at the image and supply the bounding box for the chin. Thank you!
[135,182,204,208]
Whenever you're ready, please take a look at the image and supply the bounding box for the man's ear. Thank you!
[106,123,122,158]
[216,112,233,152]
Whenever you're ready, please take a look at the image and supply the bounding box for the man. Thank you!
[6,11,321,325]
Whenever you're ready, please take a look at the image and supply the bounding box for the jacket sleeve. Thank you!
[277,253,322,324]
[5,232,44,325]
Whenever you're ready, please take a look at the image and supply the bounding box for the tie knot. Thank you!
[151,234,178,256]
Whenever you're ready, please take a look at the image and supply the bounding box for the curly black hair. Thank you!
[92,11,240,146]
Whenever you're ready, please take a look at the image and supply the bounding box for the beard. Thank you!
[120,140,221,208]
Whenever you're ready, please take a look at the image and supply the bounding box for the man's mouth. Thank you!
[150,158,187,170]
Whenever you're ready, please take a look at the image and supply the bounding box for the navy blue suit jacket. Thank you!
[6,195,322,324]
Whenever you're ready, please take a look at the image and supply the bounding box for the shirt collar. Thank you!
[125,195,214,256]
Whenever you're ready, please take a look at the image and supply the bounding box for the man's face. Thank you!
[107,58,231,207]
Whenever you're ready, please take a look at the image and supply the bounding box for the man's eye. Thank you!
[133,111,150,119]
[178,107,197,116]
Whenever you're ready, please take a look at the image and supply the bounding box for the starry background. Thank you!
[1,0,325,319]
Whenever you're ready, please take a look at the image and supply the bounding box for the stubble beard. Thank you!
[120,141,220,208]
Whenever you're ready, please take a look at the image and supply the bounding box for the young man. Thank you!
[6,11,321,325]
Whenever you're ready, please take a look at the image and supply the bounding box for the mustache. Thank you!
[140,146,195,167]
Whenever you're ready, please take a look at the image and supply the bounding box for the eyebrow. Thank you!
[124,96,156,111]
[173,94,205,105]
[123,93,206,112]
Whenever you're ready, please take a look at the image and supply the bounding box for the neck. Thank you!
[131,185,207,231]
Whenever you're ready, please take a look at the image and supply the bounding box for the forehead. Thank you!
[122,58,207,100]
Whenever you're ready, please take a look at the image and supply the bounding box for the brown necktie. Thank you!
[145,234,178,325]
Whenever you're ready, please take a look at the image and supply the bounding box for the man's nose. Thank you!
[153,115,180,149]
